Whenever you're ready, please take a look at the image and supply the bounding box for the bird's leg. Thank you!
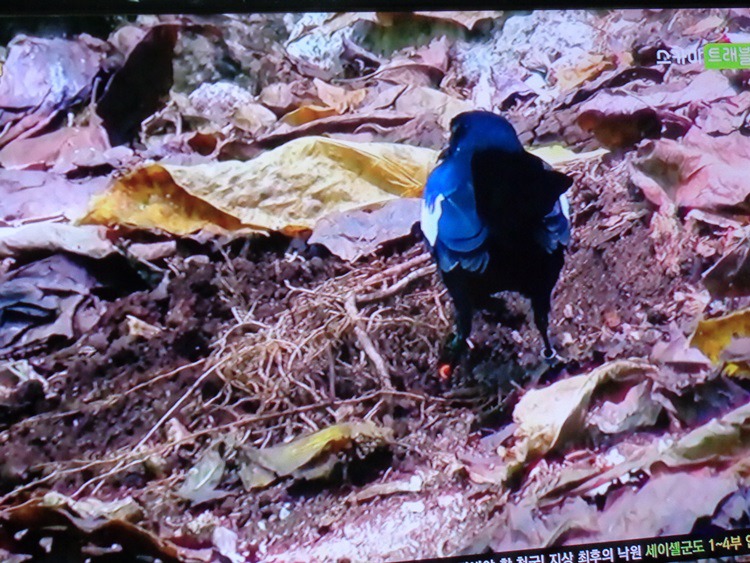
[531,294,557,363]
[439,285,473,380]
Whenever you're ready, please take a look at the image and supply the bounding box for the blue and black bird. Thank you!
[421,111,572,379]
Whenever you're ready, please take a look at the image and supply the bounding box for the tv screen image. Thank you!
[0,5,749,563]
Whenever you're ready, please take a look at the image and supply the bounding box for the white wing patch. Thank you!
[420,194,444,246]
[559,193,570,220]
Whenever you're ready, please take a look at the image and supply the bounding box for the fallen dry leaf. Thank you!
[84,137,437,235]
[279,81,368,126]
[258,111,414,146]
[176,445,230,506]
[690,308,750,376]
[281,104,339,126]
[552,53,616,91]
[703,236,750,299]
[0,122,113,173]
[83,164,244,235]
[0,255,104,355]
[661,401,750,466]
[259,80,318,115]
[309,198,421,261]
[393,86,474,129]
[0,171,105,225]
[350,474,423,503]
[0,224,116,259]
[412,11,502,29]
[507,359,657,471]
[0,495,189,563]
[0,35,107,149]
[586,380,663,435]
[591,468,738,541]
[651,326,712,368]
[238,422,392,490]
[631,128,750,215]
[314,78,368,113]
[42,492,143,523]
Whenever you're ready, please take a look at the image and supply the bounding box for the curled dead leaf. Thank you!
[238,422,393,490]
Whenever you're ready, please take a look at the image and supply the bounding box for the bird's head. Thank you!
[444,111,524,157]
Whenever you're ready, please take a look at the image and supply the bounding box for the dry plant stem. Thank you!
[357,265,436,305]
[361,251,431,289]
[344,294,393,390]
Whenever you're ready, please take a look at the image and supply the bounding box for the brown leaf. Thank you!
[703,236,750,299]
[651,326,712,368]
[313,78,368,113]
[0,497,187,563]
[577,71,733,148]
[349,474,423,503]
[0,255,104,354]
[552,53,616,91]
[0,35,108,149]
[259,80,317,115]
[0,170,109,225]
[257,111,414,147]
[586,381,663,435]
[309,198,421,262]
[412,11,502,30]
[0,122,113,173]
[694,91,750,136]
[591,469,738,541]
[506,360,657,472]
[0,224,117,259]
[631,128,750,215]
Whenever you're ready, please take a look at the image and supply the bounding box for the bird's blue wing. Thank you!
[534,195,571,253]
[421,162,489,273]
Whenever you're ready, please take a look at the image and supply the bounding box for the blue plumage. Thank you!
[421,111,573,375]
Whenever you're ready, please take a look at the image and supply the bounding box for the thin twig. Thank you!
[74,357,229,498]
[357,265,436,305]
[361,252,431,288]
[344,294,393,390]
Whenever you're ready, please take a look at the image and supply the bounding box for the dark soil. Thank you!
[0,151,705,562]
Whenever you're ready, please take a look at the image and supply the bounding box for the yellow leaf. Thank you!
[690,308,750,376]
[83,136,437,236]
[528,145,609,166]
[552,54,616,91]
[83,165,244,235]
[281,104,339,126]
[239,422,392,490]
[313,79,367,113]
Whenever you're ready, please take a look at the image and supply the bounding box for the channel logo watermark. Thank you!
[704,43,750,69]
[656,44,703,65]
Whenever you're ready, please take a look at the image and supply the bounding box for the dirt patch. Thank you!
[0,148,710,562]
